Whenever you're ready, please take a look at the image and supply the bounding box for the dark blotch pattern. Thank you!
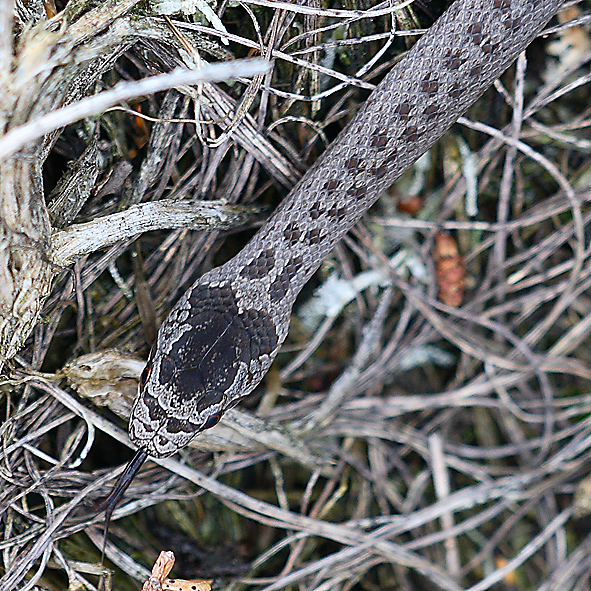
[504,17,521,31]
[450,82,462,99]
[371,130,388,148]
[443,49,467,70]
[348,185,367,200]
[372,165,388,179]
[283,222,301,246]
[240,249,275,279]
[346,157,363,170]
[421,73,440,95]
[384,148,399,164]
[328,204,347,222]
[285,256,304,275]
[242,308,277,358]
[403,126,419,141]
[393,102,411,117]
[423,104,438,121]
[270,267,291,302]
[130,0,562,458]
[310,202,324,220]
[306,228,327,245]
[467,23,483,44]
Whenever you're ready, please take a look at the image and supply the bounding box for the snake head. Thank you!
[128,282,278,458]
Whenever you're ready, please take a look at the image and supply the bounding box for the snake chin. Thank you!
[128,387,225,457]
[128,412,193,458]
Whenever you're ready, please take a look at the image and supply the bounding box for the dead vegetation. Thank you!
[2,0,591,590]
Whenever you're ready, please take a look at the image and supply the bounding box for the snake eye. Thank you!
[203,413,221,429]
[139,362,151,389]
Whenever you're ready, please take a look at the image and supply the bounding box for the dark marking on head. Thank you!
[165,416,198,434]
[240,249,275,279]
[155,283,278,415]
[144,394,167,422]
[195,390,224,413]
[158,355,175,383]
[323,179,339,192]
[170,312,244,400]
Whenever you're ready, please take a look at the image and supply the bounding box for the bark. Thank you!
[0,158,52,361]
[0,2,267,366]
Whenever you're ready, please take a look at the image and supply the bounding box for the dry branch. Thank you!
[0,6,268,365]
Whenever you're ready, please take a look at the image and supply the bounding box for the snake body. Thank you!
[129,0,563,458]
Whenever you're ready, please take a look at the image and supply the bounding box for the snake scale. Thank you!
[121,0,563,469]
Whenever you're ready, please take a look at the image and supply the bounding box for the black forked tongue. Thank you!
[97,449,148,564]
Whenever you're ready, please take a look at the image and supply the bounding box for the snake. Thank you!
[102,0,563,509]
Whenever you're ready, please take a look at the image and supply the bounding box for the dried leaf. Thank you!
[434,232,465,307]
